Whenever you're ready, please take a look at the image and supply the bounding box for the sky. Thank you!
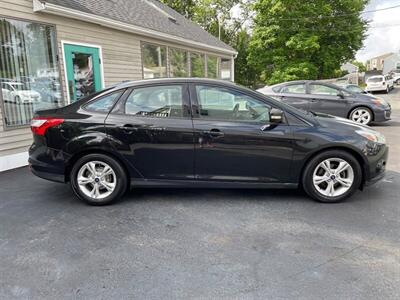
[355,0,400,62]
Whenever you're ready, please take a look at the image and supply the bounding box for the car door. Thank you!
[277,83,311,111]
[308,83,352,117]
[105,84,195,180]
[190,84,294,183]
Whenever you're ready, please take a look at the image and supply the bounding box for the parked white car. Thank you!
[1,82,41,104]
[365,75,394,93]
[391,72,400,85]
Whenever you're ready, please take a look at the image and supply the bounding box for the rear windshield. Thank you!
[368,77,383,82]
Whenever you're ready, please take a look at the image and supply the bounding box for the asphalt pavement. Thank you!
[0,89,399,300]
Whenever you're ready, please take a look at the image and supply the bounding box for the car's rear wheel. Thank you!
[302,150,362,203]
[350,107,372,125]
[70,154,128,205]
[14,96,21,104]
[386,86,390,93]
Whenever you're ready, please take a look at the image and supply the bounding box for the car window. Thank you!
[346,85,363,93]
[196,85,271,123]
[84,91,124,113]
[368,77,383,83]
[280,84,306,94]
[309,84,339,96]
[125,85,183,118]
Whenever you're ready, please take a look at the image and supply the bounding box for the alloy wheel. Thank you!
[351,108,371,124]
[312,158,354,198]
[77,161,117,200]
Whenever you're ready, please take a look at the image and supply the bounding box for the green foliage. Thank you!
[352,60,367,73]
[249,0,369,85]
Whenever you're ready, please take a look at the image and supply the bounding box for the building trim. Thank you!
[33,0,237,56]
[0,151,29,172]
[61,40,106,104]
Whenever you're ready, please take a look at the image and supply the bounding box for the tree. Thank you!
[161,0,260,87]
[352,60,367,73]
[248,0,369,84]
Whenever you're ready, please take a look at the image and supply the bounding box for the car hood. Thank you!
[313,112,372,131]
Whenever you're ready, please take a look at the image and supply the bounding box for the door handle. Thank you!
[204,128,224,138]
[310,99,318,103]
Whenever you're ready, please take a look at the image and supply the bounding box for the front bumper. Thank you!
[364,144,388,186]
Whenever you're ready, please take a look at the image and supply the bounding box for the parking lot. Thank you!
[1,90,399,299]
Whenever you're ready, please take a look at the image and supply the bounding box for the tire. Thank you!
[302,150,362,203]
[70,153,128,205]
[14,96,21,104]
[386,86,389,94]
[349,107,373,125]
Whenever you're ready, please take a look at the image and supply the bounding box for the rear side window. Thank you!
[309,84,339,96]
[368,77,383,83]
[125,85,183,118]
[84,91,123,113]
[280,84,306,94]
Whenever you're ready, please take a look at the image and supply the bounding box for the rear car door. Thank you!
[277,83,311,111]
[308,83,352,117]
[105,84,195,180]
[190,84,294,184]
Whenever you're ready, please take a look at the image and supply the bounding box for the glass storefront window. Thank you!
[169,48,188,77]
[220,58,232,81]
[207,56,218,79]
[190,52,205,77]
[142,43,167,79]
[0,18,62,127]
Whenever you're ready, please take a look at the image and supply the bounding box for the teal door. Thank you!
[64,44,103,102]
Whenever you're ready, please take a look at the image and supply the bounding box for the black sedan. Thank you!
[29,79,388,205]
[258,80,391,125]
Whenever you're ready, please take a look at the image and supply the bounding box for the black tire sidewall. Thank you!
[302,151,362,203]
[70,154,128,205]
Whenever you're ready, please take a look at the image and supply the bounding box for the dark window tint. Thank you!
[196,85,270,123]
[368,77,383,83]
[280,84,306,94]
[125,85,183,118]
[84,91,123,113]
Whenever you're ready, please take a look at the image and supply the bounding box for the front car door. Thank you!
[308,83,352,117]
[105,84,195,181]
[190,84,294,184]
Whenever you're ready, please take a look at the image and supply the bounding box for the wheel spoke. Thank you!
[100,181,115,191]
[325,181,335,197]
[101,166,113,177]
[337,177,352,187]
[314,175,329,185]
[78,176,93,185]
[320,160,331,173]
[86,162,97,176]
[91,184,100,199]
[336,161,349,174]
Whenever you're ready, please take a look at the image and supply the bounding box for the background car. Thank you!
[365,75,394,93]
[1,82,41,104]
[29,78,388,206]
[258,80,391,125]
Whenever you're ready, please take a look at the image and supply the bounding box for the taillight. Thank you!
[31,117,64,136]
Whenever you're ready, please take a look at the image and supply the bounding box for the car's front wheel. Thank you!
[302,150,362,203]
[350,107,372,125]
[70,154,128,205]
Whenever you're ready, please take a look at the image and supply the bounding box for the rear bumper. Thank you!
[29,144,68,183]
[365,86,386,92]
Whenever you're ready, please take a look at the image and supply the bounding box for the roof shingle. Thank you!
[41,0,235,53]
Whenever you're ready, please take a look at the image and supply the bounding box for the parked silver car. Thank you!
[257,81,391,125]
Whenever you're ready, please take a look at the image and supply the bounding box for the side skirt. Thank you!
[131,179,298,189]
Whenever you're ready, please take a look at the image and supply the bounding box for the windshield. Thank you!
[367,77,383,83]
[346,85,363,93]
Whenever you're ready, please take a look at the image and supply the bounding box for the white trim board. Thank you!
[0,152,29,172]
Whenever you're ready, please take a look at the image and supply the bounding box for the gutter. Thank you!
[33,0,237,56]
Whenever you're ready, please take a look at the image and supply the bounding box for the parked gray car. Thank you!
[258,81,391,125]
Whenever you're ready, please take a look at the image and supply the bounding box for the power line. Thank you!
[272,3,400,21]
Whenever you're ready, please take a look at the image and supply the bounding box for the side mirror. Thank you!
[337,91,345,99]
[270,108,284,123]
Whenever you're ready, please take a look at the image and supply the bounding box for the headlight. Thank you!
[356,129,386,144]
[372,98,388,107]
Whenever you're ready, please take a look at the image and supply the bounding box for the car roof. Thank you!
[3,82,22,85]
[368,75,384,78]
[109,78,239,90]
